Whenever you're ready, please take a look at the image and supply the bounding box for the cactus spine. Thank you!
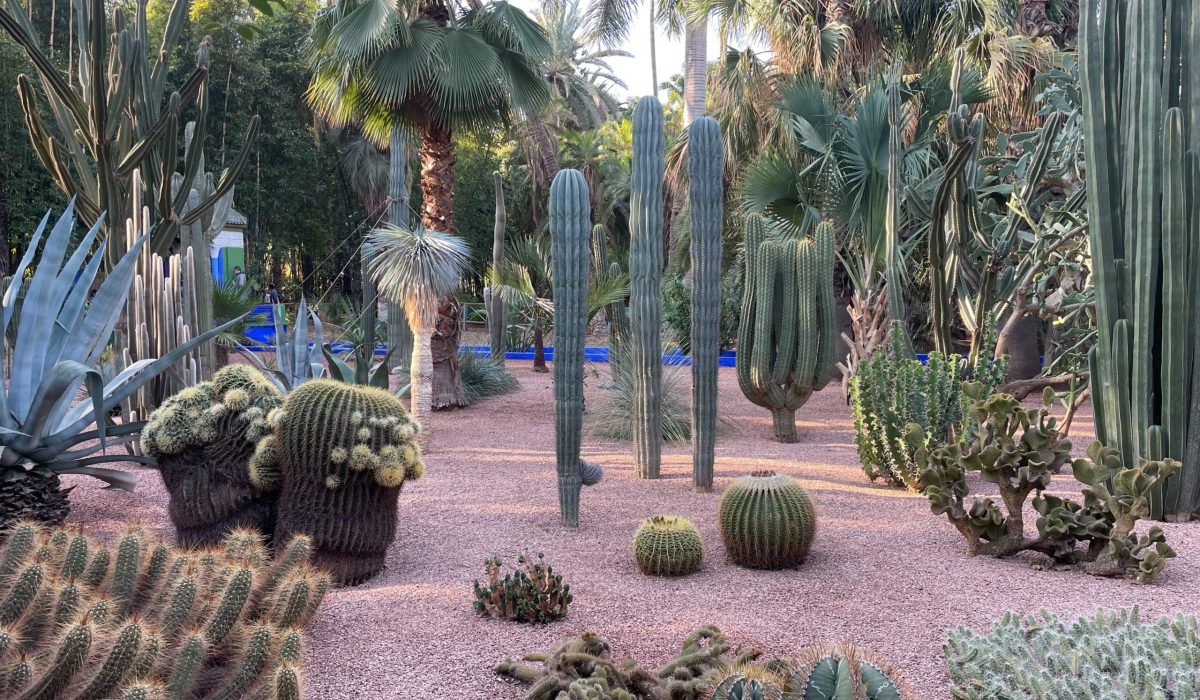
[550,169,593,527]
[688,117,724,490]
[630,96,665,478]
[1081,0,1200,519]
[736,218,836,442]
[490,171,508,360]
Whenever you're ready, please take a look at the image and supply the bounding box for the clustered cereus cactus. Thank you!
[717,471,817,570]
[252,379,424,585]
[0,522,327,699]
[142,365,284,547]
[472,553,572,624]
[907,383,1178,582]
[945,608,1199,700]
[632,515,703,577]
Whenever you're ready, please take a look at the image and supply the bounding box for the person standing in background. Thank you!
[265,283,282,304]
[233,266,247,286]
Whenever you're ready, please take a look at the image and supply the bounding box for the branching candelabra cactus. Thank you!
[550,169,601,527]
[736,217,836,442]
[908,384,1178,581]
[1081,0,1200,520]
[688,116,724,491]
[0,523,326,699]
[629,96,665,478]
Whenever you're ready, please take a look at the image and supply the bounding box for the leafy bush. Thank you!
[852,322,1006,490]
[472,553,571,624]
[908,384,1177,582]
[458,350,518,403]
[0,522,326,698]
[946,608,1199,700]
[661,271,741,354]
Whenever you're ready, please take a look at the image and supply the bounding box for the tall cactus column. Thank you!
[386,126,414,375]
[550,170,592,527]
[688,117,723,490]
[1081,0,1200,520]
[630,96,665,479]
[489,171,507,360]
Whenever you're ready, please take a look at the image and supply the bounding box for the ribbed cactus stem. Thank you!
[688,117,723,491]
[550,169,592,527]
[630,96,665,478]
[387,125,414,374]
[490,170,507,360]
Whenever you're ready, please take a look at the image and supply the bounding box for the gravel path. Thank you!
[65,362,1200,699]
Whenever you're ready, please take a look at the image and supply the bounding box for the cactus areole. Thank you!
[1080,0,1200,520]
[549,169,596,527]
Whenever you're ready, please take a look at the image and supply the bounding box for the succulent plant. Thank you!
[718,471,817,569]
[142,365,284,547]
[629,96,665,479]
[496,625,762,699]
[706,665,784,700]
[0,522,326,699]
[0,205,239,531]
[780,644,912,700]
[946,608,1199,700]
[262,379,424,585]
[472,553,572,624]
[632,515,704,577]
[908,384,1178,581]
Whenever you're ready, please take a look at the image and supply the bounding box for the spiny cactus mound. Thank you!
[142,366,285,547]
[718,471,817,570]
[705,664,785,700]
[473,553,571,624]
[268,379,424,585]
[781,644,912,700]
[632,515,703,577]
[0,522,327,699]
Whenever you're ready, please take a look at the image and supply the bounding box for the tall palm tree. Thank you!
[368,224,469,445]
[308,0,550,408]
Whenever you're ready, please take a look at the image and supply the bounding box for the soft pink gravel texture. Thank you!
[64,362,1200,699]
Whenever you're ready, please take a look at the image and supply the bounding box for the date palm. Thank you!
[308,0,550,408]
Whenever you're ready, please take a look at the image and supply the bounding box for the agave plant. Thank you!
[237,296,327,392]
[0,203,239,530]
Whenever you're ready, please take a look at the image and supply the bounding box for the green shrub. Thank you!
[472,553,571,624]
[0,522,326,699]
[458,350,518,403]
[946,608,1200,700]
[661,271,741,355]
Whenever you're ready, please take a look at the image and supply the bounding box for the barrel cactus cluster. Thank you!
[142,365,284,547]
[0,522,326,699]
[252,379,424,585]
[718,471,817,569]
[632,515,704,576]
[736,218,837,442]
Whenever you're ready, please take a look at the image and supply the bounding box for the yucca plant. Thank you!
[0,204,238,530]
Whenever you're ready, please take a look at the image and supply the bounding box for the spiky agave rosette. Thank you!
[142,365,284,547]
[259,380,424,585]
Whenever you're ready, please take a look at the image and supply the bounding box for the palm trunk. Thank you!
[419,122,467,408]
[388,125,413,374]
[683,17,708,124]
[410,323,432,449]
[533,319,548,372]
[529,118,560,184]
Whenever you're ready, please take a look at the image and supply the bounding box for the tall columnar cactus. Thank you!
[258,380,424,584]
[142,365,284,547]
[490,171,508,360]
[718,471,817,569]
[688,117,724,491]
[550,169,599,527]
[1081,0,1200,520]
[386,126,414,375]
[782,644,913,700]
[0,523,326,699]
[736,217,836,442]
[629,96,665,478]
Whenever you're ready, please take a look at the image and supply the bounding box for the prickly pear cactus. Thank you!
[632,515,704,576]
[263,379,423,585]
[718,471,817,569]
[143,365,284,547]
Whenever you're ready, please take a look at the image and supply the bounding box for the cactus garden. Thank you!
[2,0,1199,697]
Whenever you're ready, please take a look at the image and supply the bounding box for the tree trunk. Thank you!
[528,118,560,184]
[411,323,432,449]
[998,314,1042,382]
[419,122,466,407]
[533,321,548,372]
[388,125,413,374]
[431,298,468,409]
[683,17,708,124]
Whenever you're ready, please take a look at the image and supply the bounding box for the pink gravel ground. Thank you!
[64,361,1200,699]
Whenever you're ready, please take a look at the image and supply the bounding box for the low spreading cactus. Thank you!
[632,515,703,576]
[0,522,327,699]
[908,384,1177,581]
[472,553,571,624]
[718,471,817,569]
[945,608,1200,700]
